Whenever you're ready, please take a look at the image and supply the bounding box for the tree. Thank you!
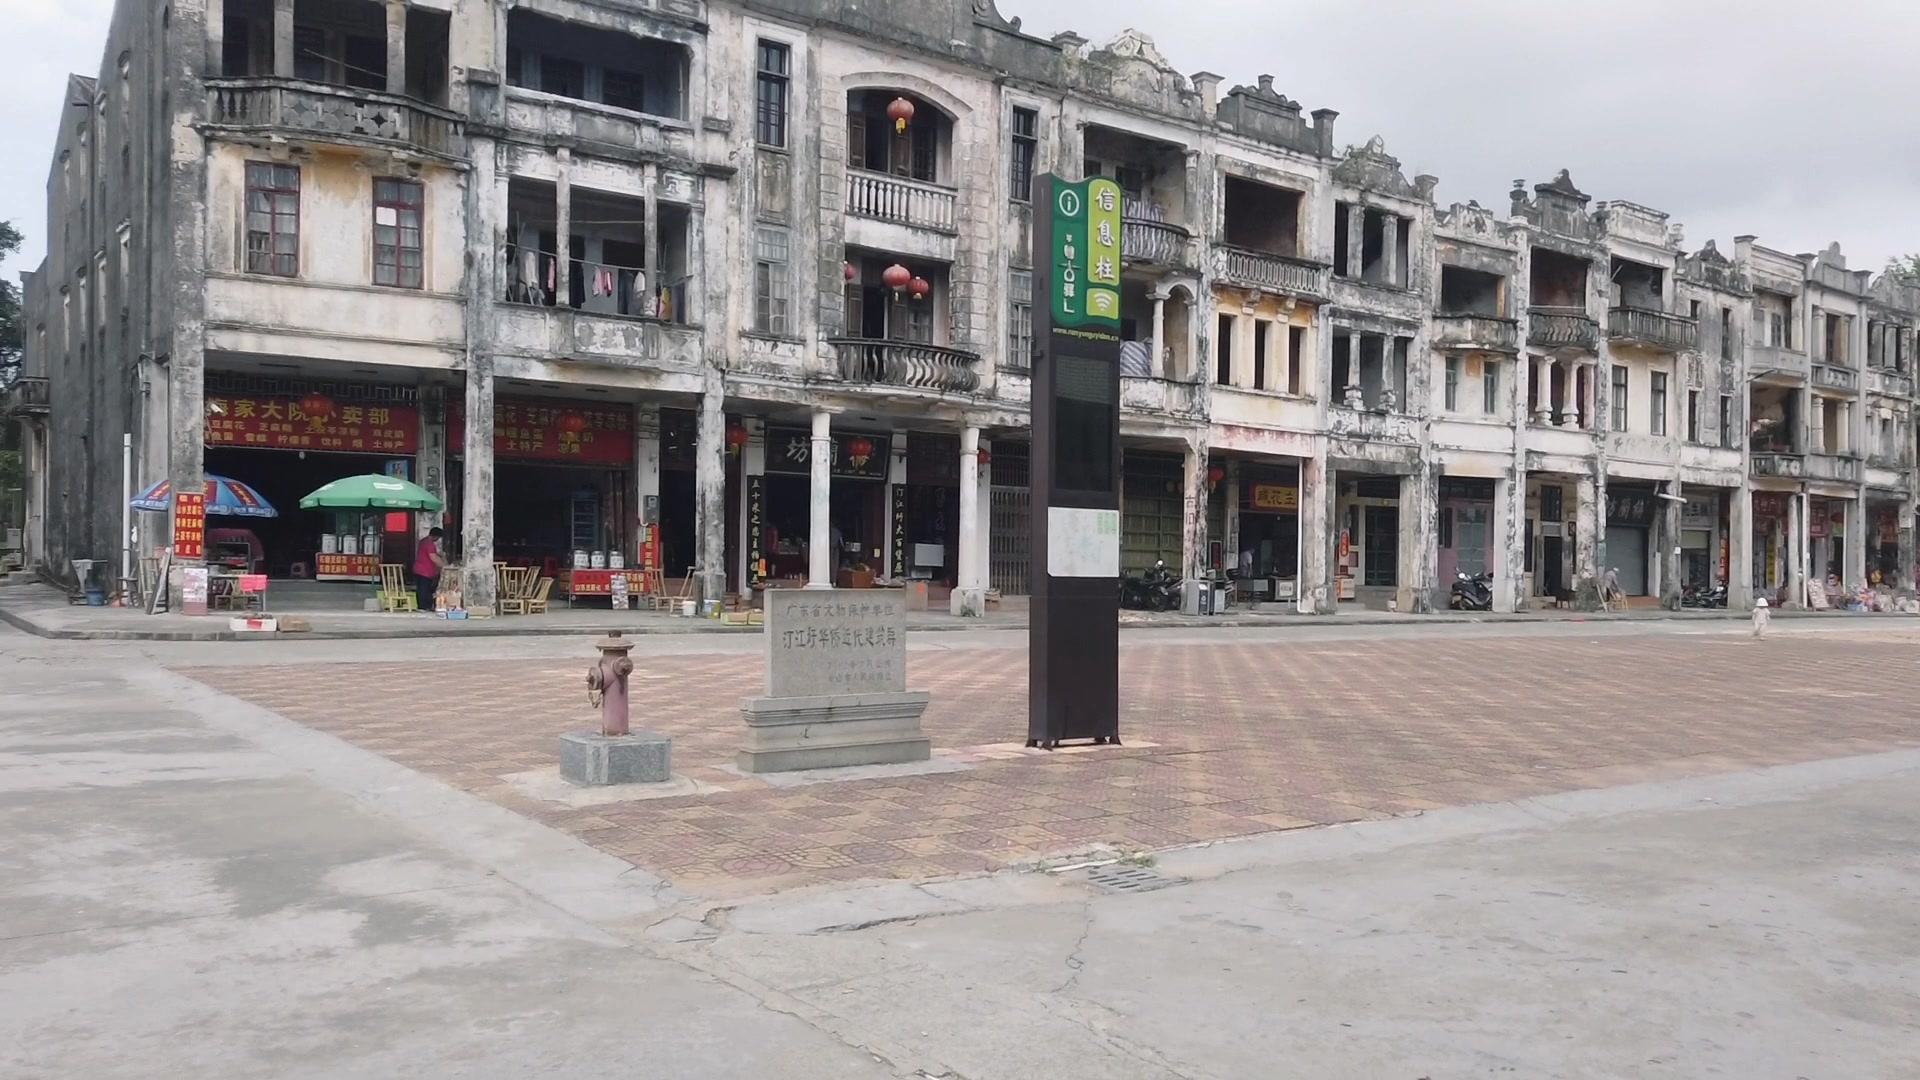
[0,220,21,386]
[1887,253,1920,283]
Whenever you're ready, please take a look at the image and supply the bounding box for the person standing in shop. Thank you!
[414,526,447,611]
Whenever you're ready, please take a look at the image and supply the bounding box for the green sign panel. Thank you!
[1049,177,1123,338]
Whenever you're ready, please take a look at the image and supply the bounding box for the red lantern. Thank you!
[847,436,874,460]
[1207,465,1225,486]
[725,423,750,453]
[882,263,912,290]
[560,412,588,435]
[977,448,991,466]
[908,276,930,300]
[298,392,334,420]
[843,261,857,281]
[887,96,915,134]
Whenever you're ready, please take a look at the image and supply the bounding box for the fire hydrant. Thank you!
[585,632,635,736]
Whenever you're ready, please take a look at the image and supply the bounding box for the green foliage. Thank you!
[0,220,21,384]
[1887,253,1920,283]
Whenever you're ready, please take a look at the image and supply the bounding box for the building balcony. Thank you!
[1749,451,1804,479]
[1217,246,1327,298]
[1120,376,1206,421]
[1867,368,1913,399]
[1749,344,1811,383]
[1807,452,1861,484]
[1528,307,1600,353]
[2,376,49,416]
[1812,362,1859,394]
[1327,405,1418,445]
[830,338,980,394]
[845,171,958,234]
[502,87,695,160]
[206,77,465,159]
[1432,313,1520,354]
[1607,305,1699,352]
[1121,216,1194,269]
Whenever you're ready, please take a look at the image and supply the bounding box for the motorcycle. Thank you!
[1680,583,1728,609]
[1120,560,1183,612]
[1448,570,1493,611]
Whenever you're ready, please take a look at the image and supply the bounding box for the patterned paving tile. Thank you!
[184,627,1920,899]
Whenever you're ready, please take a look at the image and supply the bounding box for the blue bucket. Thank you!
[84,587,107,606]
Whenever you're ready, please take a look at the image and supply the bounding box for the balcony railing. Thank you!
[845,171,958,233]
[1868,368,1913,398]
[1121,217,1193,268]
[1120,376,1205,419]
[2,375,49,415]
[1812,363,1859,394]
[1749,344,1811,382]
[1607,305,1699,352]
[1528,307,1600,352]
[206,77,465,157]
[830,338,980,394]
[1219,246,1327,297]
[1432,313,1519,354]
[1749,451,1805,478]
[1807,452,1861,483]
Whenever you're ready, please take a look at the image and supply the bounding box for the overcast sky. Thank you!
[3,0,1915,280]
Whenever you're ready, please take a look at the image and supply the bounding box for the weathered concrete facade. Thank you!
[12,0,1918,615]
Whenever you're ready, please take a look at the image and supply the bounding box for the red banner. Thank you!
[564,569,649,596]
[174,492,206,560]
[450,399,634,465]
[206,396,419,455]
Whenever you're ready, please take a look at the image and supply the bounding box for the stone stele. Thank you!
[737,588,931,773]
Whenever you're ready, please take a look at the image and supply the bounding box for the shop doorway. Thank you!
[1605,525,1649,595]
[203,447,416,577]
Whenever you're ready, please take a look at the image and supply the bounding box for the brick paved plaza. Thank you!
[188,627,1920,899]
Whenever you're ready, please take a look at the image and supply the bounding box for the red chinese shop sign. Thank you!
[206,396,420,455]
[449,399,634,465]
[173,492,206,560]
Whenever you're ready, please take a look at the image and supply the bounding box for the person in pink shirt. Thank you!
[413,527,446,610]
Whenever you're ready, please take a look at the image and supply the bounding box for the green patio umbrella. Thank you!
[299,474,444,511]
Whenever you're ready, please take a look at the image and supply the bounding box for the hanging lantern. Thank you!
[560,412,588,435]
[886,96,915,134]
[882,263,912,290]
[725,423,751,454]
[847,436,874,460]
[1207,464,1226,487]
[298,392,335,420]
[977,448,991,466]
[843,261,857,282]
[908,276,930,300]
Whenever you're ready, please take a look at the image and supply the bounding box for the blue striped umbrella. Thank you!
[129,476,279,518]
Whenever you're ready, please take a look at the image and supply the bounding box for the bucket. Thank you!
[84,587,107,606]
[680,600,696,617]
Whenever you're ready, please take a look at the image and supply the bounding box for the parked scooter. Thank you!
[1448,571,1493,611]
[1121,560,1183,612]
[1680,583,1728,609]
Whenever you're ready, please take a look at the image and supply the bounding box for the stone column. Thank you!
[806,409,832,588]
[1344,334,1364,406]
[1179,437,1208,612]
[1786,493,1806,608]
[694,373,726,604]
[1395,466,1436,613]
[951,426,984,616]
[1149,291,1168,380]
[1344,205,1364,281]
[1573,473,1603,610]
[1298,448,1335,613]
[1380,214,1399,287]
[1898,506,1916,601]
[1560,362,1581,428]
[415,384,447,536]
[1843,497,1866,585]
[459,367,496,610]
[1534,357,1554,424]
[1659,479,1683,610]
[1493,472,1525,612]
[385,0,406,95]
[883,442,907,581]
[272,0,295,78]
[1729,486,1754,610]
[642,163,661,308]
[1223,463,1242,580]
[635,403,660,569]
[553,149,572,310]
[736,420,765,589]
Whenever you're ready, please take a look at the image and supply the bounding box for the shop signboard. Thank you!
[1250,484,1298,512]
[173,492,206,560]
[1029,173,1124,748]
[1753,492,1788,519]
[763,428,891,481]
[449,400,634,465]
[1809,498,1829,539]
[1606,489,1654,527]
[315,553,378,582]
[1681,497,1717,530]
[889,483,908,579]
[746,477,767,587]
[206,397,419,455]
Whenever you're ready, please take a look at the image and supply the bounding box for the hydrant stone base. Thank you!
[559,731,672,786]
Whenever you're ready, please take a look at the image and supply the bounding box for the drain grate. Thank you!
[1083,863,1180,894]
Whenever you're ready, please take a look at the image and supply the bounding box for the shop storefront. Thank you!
[1751,491,1790,599]
[1680,494,1723,589]
[1122,450,1185,575]
[203,380,421,582]
[1871,503,1902,586]
[1604,484,1655,596]
[1235,464,1300,599]
[1437,477,1496,587]
[987,440,1031,596]
[1808,497,1845,583]
[448,398,636,593]
[759,425,891,586]
[1337,476,1402,601]
[900,432,959,586]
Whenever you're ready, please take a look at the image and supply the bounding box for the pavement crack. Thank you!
[1052,898,1097,995]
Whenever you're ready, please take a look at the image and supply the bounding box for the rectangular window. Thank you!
[1686,388,1700,442]
[244,161,300,277]
[1009,107,1038,202]
[755,40,790,148]
[1443,355,1460,411]
[372,178,424,289]
[603,70,646,113]
[1287,326,1304,395]
[541,56,584,98]
[1008,269,1033,370]
[1720,306,1734,360]
[1650,371,1668,436]
[1483,360,1499,414]
[1610,366,1629,432]
[1215,315,1233,385]
[1719,394,1733,449]
[753,225,789,334]
[1253,320,1269,389]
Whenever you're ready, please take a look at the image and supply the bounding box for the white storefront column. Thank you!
[415,384,447,536]
[1729,487,1755,610]
[1492,472,1525,613]
[952,426,985,616]
[807,409,832,589]
[1180,437,1208,613]
[882,441,907,580]
[635,403,660,568]
[1298,447,1335,613]
[735,419,765,593]
[1786,493,1807,608]
[1573,473,1601,609]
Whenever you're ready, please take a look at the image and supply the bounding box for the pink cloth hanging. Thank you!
[595,268,615,296]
